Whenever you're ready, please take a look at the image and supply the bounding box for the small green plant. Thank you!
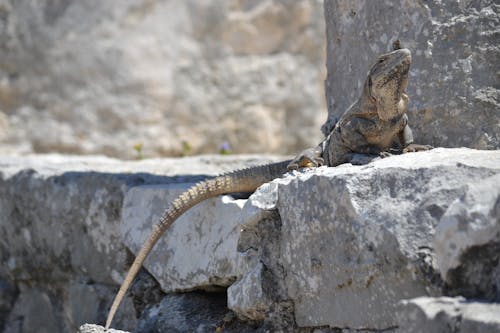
[181,140,192,156]
[133,143,143,160]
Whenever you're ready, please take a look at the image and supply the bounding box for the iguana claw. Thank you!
[403,143,433,153]
[287,147,324,170]
[379,151,393,158]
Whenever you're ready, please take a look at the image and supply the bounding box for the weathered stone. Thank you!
[0,278,17,332]
[3,288,59,333]
[323,0,499,150]
[227,262,270,321]
[65,281,138,331]
[0,0,325,158]
[78,323,129,333]
[398,296,500,333]
[231,148,500,329]
[434,173,500,301]
[3,150,500,332]
[121,184,245,292]
[0,154,282,333]
[136,292,240,333]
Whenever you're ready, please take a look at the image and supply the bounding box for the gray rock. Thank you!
[323,0,499,150]
[229,148,500,330]
[78,323,129,333]
[135,292,259,333]
[0,0,325,158]
[3,288,59,333]
[0,154,282,333]
[227,262,270,321]
[2,150,500,332]
[398,296,500,333]
[121,184,244,292]
[0,278,17,332]
[434,173,500,301]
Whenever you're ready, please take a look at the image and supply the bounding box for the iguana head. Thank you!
[365,48,411,121]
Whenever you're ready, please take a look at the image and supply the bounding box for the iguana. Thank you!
[105,47,431,329]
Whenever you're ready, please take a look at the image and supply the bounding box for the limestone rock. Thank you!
[3,289,59,333]
[323,1,499,150]
[0,0,325,158]
[135,292,258,333]
[227,262,270,321]
[0,154,282,333]
[78,324,129,333]
[2,150,500,332]
[398,296,500,333]
[434,173,500,301]
[121,184,245,292]
[230,148,500,330]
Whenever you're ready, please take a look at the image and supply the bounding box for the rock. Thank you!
[135,292,258,333]
[227,262,270,321]
[398,296,500,333]
[78,323,129,333]
[0,154,283,332]
[434,173,500,301]
[229,148,500,330]
[2,150,500,332]
[3,289,59,333]
[323,1,499,150]
[0,0,325,158]
[121,184,245,292]
[0,278,17,332]
[65,281,138,331]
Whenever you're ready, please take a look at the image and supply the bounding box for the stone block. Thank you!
[398,296,500,333]
[231,148,500,329]
[434,173,500,300]
[121,184,246,292]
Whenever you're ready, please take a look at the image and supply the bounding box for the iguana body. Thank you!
[105,47,430,329]
[287,47,430,170]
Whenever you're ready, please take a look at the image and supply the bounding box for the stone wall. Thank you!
[0,0,326,158]
[0,154,283,333]
[1,149,499,333]
[322,0,499,150]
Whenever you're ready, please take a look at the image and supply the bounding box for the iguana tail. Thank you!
[105,160,291,329]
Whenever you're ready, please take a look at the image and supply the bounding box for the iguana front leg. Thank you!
[398,123,433,153]
[287,146,324,170]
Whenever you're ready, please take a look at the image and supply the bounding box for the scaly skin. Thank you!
[287,48,431,170]
[106,48,431,329]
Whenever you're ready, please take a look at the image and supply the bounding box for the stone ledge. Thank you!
[1,149,499,332]
[230,148,500,329]
[398,296,500,333]
[0,154,284,332]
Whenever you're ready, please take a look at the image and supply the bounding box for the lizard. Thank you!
[105,46,431,330]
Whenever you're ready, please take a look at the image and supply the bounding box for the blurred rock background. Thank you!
[0,0,326,159]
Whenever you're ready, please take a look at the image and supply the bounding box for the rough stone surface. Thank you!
[227,262,270,321]
[323,0,499,150]
[121,184,245,292]
[79,323,129,333]
[0,154,283,333]
[135,292,260,333]
[434,173,500,301]
[230,148,500,330]
[398,296,500,333]
[2,150,500,332]
[0,0,325,158]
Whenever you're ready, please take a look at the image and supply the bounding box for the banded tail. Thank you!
[105,160,291,329]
